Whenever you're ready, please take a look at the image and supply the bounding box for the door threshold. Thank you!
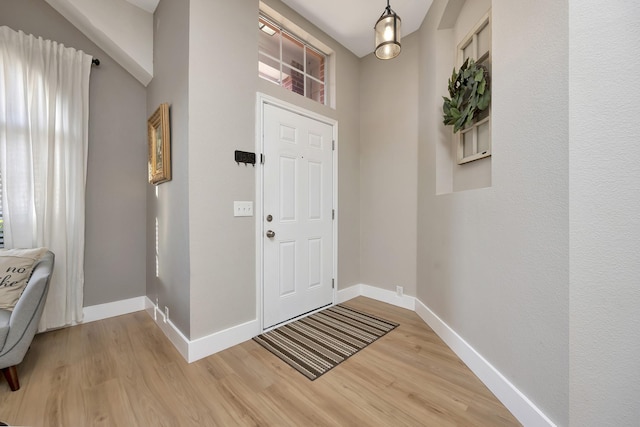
[262,302,333,332]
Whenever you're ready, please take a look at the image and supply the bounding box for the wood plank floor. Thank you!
[0,297,521,426]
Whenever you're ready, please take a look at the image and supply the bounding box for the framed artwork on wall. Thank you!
[147,103,171,185]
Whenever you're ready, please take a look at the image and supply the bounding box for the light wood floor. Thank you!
[0,297,521,426]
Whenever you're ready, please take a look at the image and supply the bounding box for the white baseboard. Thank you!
[143,297,259,363]
[337,284,362,303]
[144,297,190,361]
[82,296,146,324]
[414,298,556,427]
[189,319,259,363]
[338,283,415,311]
[360,284,416,310]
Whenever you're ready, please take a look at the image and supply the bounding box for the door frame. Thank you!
[255,93,339,331]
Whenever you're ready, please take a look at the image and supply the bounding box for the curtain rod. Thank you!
[91,58,100,66]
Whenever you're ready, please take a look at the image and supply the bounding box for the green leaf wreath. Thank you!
[442,58,491,133]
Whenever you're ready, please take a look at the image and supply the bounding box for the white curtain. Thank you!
[0,26,91,330]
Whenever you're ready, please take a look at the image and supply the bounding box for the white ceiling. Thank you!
[124,0,159,14]
[44,0,432,86]
[281,0,433,58]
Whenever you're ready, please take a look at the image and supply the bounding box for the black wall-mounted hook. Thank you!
[235,150,256,166]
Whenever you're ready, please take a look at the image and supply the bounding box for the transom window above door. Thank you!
[258,14,328,105]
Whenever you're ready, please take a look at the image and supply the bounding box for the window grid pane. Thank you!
[282,64,304,96]
[462,41,472,62]
[306,79,325,104]
[258,18,280,59]
[462,130,473,158]
[477,23,491,57]
[477,121,491,153]
[306,47,325,80]
[303,46,307,98]
[259,53,283,85]
[282,32,304,72]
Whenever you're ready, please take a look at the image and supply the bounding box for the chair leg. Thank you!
[1,366,20,391]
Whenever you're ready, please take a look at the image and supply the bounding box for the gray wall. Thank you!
[569,0,640,425]
[0,0,148,308]
[187,0,259,339]
[416,0,569,424]
[146,0,191,336]
[359,35,419,296]
[185,0,361,339]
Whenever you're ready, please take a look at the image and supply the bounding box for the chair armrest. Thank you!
[0,252,54,360]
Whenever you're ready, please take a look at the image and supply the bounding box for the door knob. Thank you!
[266,230,275,238]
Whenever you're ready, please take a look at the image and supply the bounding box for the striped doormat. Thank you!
[253,304,398,380]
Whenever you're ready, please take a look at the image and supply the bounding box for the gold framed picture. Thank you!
[147,103,171,185]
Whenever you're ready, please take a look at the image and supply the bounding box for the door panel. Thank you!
[308,238,322,288]
[263,103,333,329]
[279,241,296,296]
[279,155,297,221]
[308,161,322,220]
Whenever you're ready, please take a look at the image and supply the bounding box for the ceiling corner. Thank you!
[125,0,159,14]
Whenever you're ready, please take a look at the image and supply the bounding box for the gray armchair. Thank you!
[0,251,54,391]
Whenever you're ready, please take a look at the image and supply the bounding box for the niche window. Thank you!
[258,14,327,105]
[457,13,491,164]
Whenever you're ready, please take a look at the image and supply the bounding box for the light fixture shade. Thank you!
[374,4,402,60]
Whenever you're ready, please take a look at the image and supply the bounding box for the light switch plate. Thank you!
[234,201,253,217]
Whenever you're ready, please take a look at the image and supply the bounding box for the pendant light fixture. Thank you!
[374,0,402,60]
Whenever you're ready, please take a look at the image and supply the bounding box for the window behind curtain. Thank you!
[0,173,3,248]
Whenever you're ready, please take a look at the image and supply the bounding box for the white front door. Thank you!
[262,103,334,329]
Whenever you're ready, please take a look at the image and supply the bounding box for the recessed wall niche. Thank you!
[435,0,492,195]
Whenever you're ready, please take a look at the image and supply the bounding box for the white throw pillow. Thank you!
[0,248,48,311]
